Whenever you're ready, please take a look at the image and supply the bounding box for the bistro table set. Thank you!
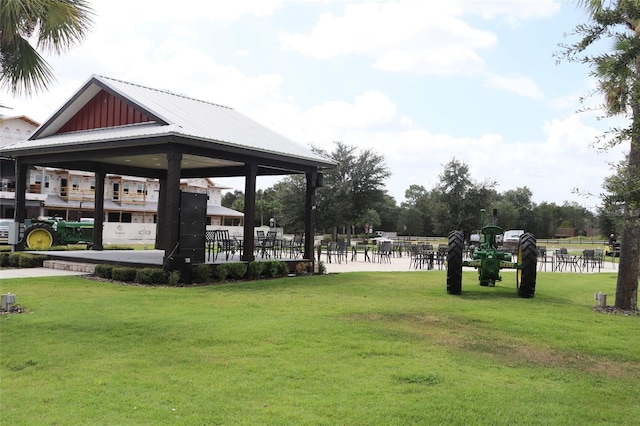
[206,230,306,262]
[537,246,605,273]
[205,233,610,274]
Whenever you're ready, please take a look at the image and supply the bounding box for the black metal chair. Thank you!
[335,241,349,264]
[582,249,600,272]
[537,246,553,271]
[206,230,216,261]
[289,233,304,259]
[215,229,239,261]
[259,230,278,258]
[376,240,392,263]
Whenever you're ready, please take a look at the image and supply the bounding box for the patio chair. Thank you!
[288,233,304,259]
[215,229,239,261]
[582,249,600,272]
[409,244,430,269]
[206,230,216,261]
[537,246,553,271]
[326,241,337,263]
[255,230,266,256]
[259,230,278,258]
[376,240,392,263]
[435,244,447,270]
[335,241,349,264]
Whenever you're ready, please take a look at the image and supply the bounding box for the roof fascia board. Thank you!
[180,138,336,170]
[5,136,173,158]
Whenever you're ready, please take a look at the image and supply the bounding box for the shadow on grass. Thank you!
[451,286,574,305]
[453,287,521,300]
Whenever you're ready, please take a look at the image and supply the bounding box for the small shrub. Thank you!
[247,261,264,279]
[264,260,283,278]
[318,260,326,275]
[135,268,168,284]
[168,271,181,286]
[192,264,211,283]
[18,254,46,268]
[111,267,137,282]
[295,262,308,275]
[94,264,113,279]
[214,264,229,280]
[278,261,289,277]
[0,253,9,267]
[228,262,247,280]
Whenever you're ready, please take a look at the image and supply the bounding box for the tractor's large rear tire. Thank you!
[517,232,537,298]
[24,223,59,249]
[447,230,464,295]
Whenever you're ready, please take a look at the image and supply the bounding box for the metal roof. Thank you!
[0,75,335,172]
[208,205,244,218]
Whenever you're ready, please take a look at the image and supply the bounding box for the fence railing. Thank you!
[537,239,609,246]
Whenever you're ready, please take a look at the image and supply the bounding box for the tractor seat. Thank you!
[482,225,504,236]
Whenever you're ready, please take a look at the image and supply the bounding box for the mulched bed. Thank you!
[1,304,25,315]
[593,305,639,316]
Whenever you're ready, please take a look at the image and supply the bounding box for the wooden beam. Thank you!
[162,147,182,271]
[14,160,28,250]
[242,162,257,262]
[304,170,317,264]
[92,167,105,250]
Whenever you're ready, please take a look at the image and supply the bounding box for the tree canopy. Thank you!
[0,0,94,95]
[558,0,640,310]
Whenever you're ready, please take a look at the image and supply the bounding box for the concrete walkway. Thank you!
[0,251,619,279]
[1,268,89,279]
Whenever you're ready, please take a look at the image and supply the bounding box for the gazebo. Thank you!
[0,74,336,269]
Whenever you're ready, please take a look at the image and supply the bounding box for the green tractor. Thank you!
[447,209,538,298]
[23,217,94,249]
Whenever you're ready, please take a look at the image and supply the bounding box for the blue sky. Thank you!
[3,0,629,210]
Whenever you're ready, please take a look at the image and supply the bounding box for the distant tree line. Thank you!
[222,142,621,239]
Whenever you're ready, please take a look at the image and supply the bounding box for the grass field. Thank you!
[1,270,639,425]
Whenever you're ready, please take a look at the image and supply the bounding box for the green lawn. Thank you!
[1,271,638,425]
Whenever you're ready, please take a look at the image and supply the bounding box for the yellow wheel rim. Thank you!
[26,228,53,249]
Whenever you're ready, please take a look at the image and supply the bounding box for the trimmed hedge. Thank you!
[19,254,47,268]
[111,267,137,282]
[0,252,46,268]
[135,267,168,284]
[94,264,114,279]
[214,264,229,280]
[228,263,247,280]
[191,264,210,283]
[247,261,264,279]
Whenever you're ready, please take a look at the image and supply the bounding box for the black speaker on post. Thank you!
[178,191,206,264]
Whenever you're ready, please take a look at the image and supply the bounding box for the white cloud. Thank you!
[279,1,497,74]
[251,91,625,206]
[374,47,486,75]
[278,0,561,76]
[93,0,286,24]
[464,0,562,22]
[484,75,544,99]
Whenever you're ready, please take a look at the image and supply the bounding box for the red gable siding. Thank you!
[56,90,152,133]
